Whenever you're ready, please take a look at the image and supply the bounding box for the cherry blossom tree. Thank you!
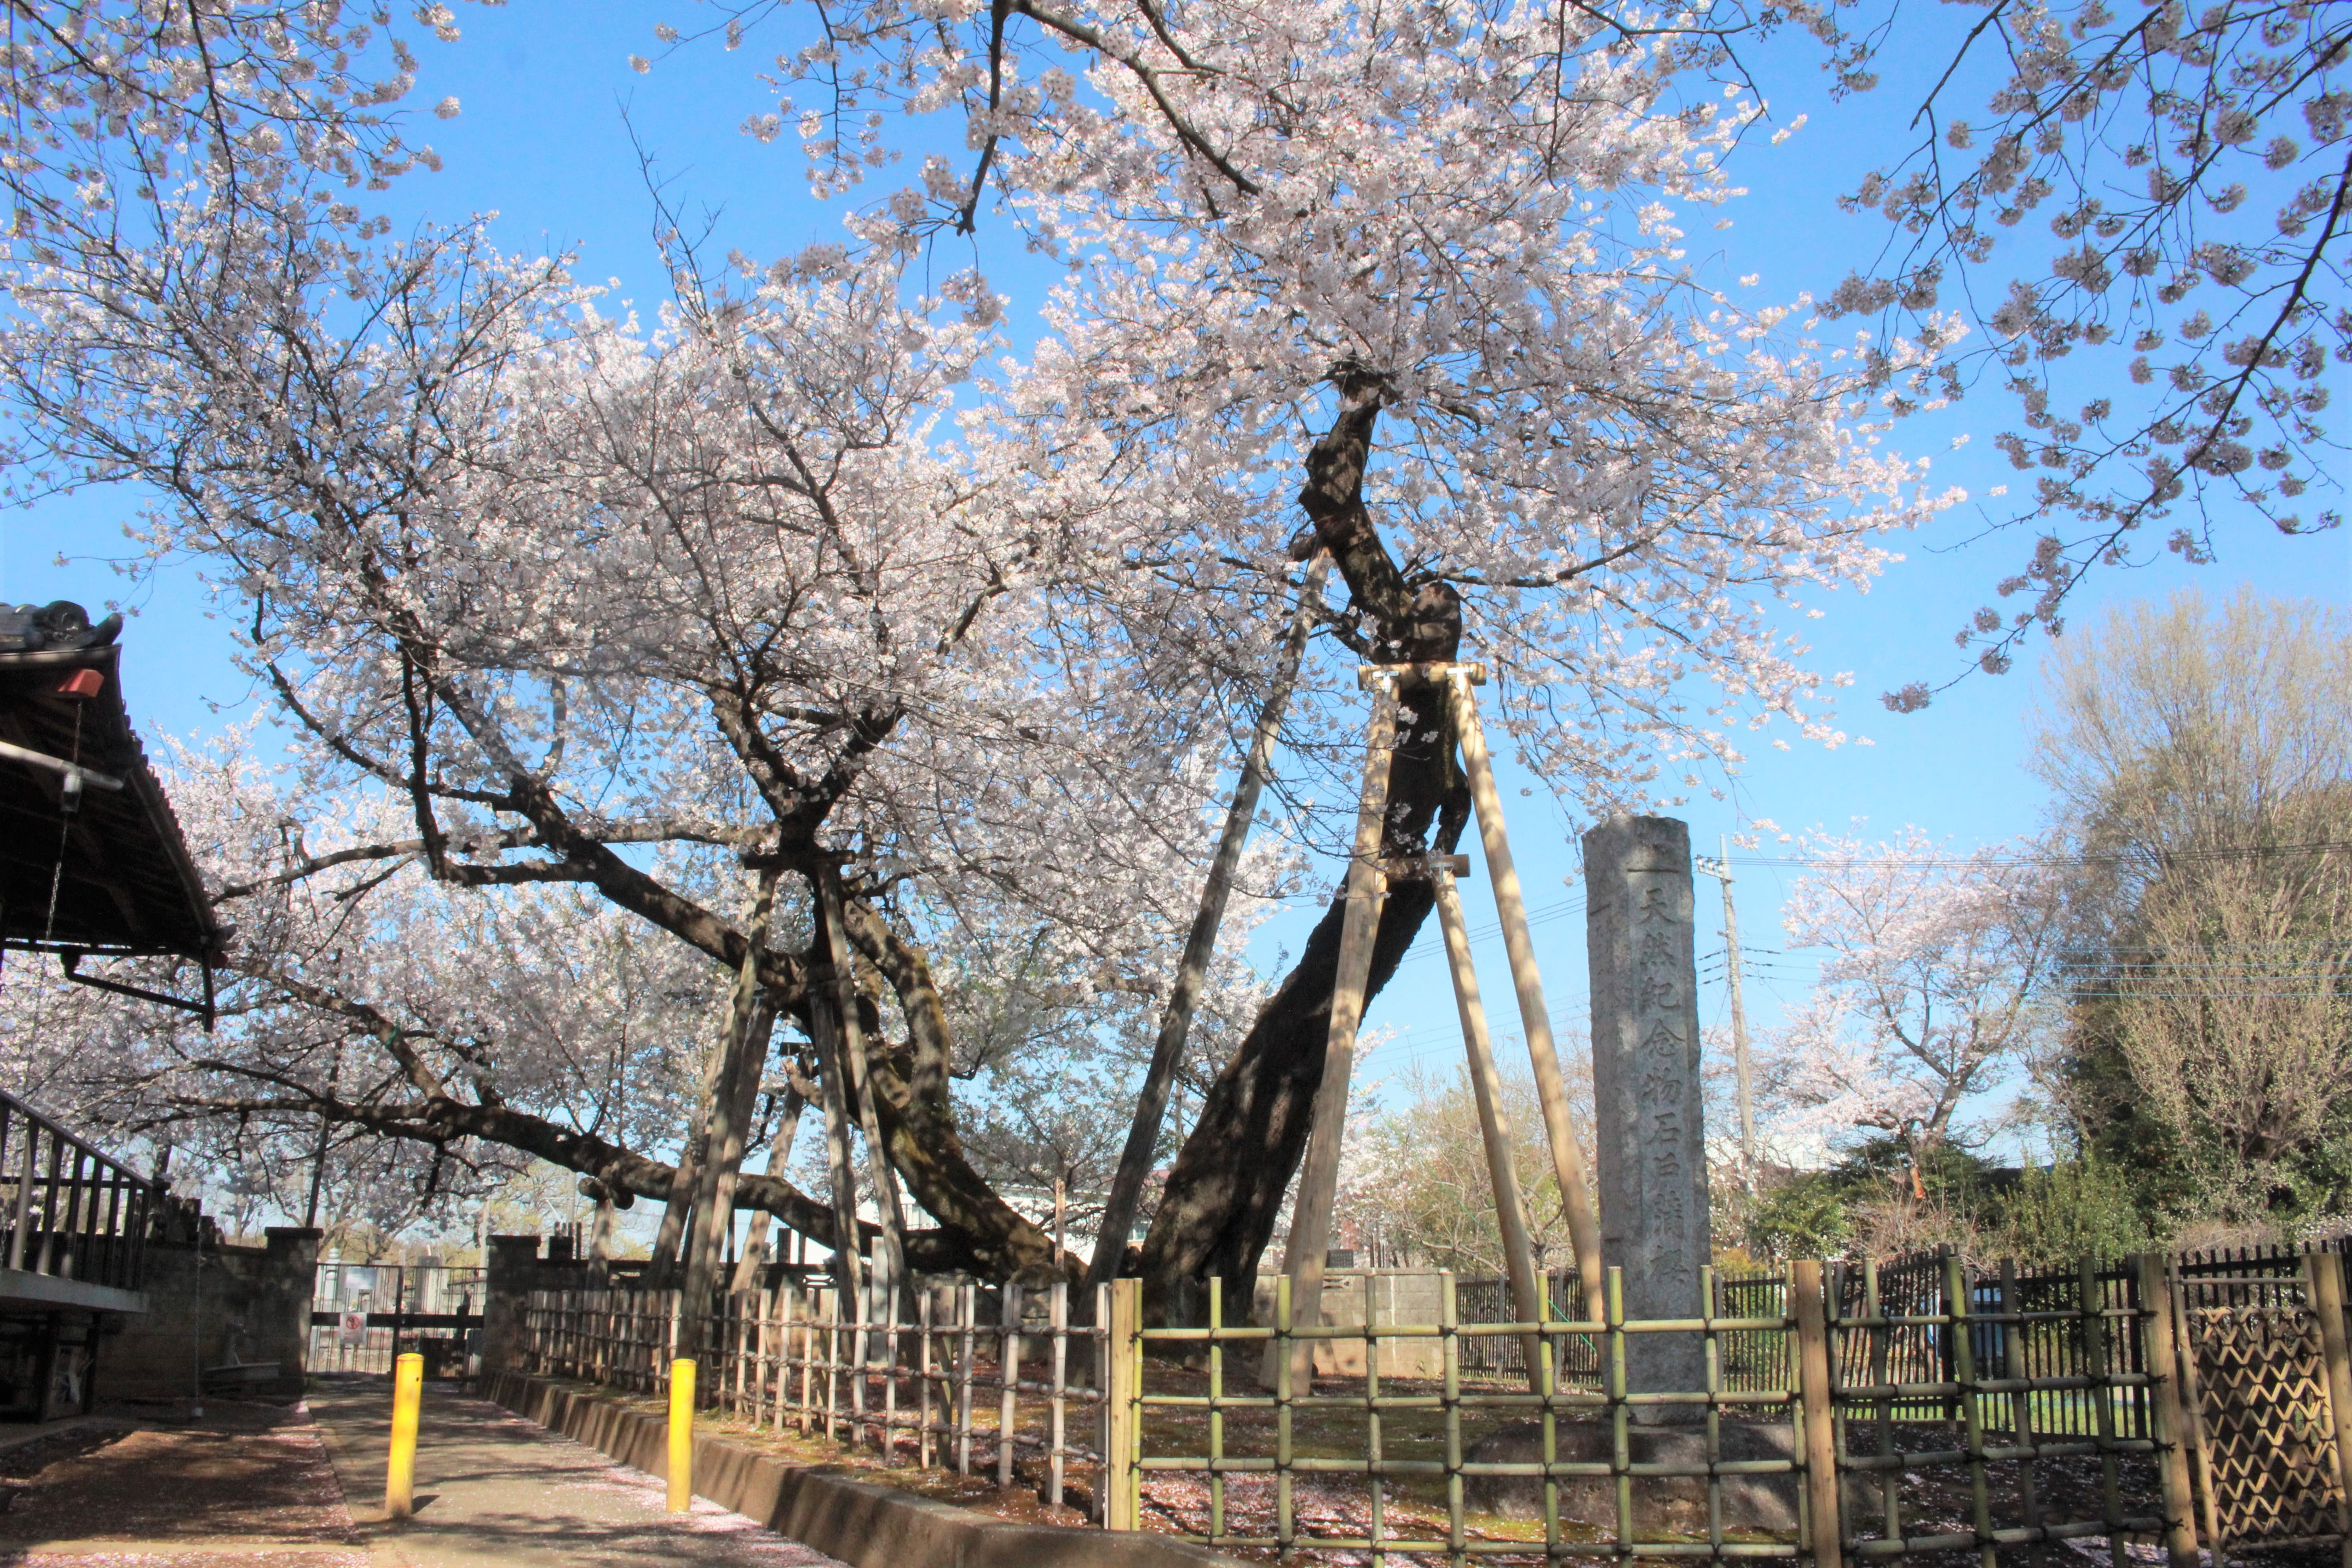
[1760,830,2067,1176]
[644,0,1965,1313]
[0,0,1964,1312]
[0,744,710,1242]
[676,0,2352,704]
[0,3,466,206]
[1,162,1280,1283]
[0,2,475,494]
[1810,0,2352,697]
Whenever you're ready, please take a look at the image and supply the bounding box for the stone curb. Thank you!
[482,1371,1240,1568]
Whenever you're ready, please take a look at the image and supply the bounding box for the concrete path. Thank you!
[303,1377,848,1568]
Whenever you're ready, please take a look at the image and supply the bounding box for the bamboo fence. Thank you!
[524,1275,1111,1519]
[514,1246,2352,1568]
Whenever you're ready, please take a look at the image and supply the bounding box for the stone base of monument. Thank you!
[1463,1419,1852,1539]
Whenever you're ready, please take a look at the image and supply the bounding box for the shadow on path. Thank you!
[304,1376,842,1568]
[0,1397,362,1568]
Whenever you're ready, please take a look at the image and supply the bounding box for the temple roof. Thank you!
[0,613,220,964]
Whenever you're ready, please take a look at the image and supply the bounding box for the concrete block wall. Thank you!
[101,1226,319,1399]
[1250,1269,1449,1378]
[480,1234,603,1377]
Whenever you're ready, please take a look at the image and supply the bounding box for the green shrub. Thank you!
[1741,1172,1854,1260]
[1994,1159,2151,1266]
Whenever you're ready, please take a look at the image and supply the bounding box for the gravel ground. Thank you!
[0,1397,364,1568]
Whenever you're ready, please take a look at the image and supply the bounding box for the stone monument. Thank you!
[1466,816,1810,1527]
[1582,813,1712,1408]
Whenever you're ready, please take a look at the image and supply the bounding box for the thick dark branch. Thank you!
[211,820,752,902]
[176,1075,980,1273]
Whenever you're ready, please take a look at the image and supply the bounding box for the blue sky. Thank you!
[2,2,2345,1166]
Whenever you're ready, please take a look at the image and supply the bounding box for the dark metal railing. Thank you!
[309,1262,488,1372]
[0,1088,159,1293]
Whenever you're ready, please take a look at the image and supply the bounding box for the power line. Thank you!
[1728,840,2352,870]
[2084,941,2352,951]
[1394,895,1585,969]
[2062,990,2344,1000]
[2058,964,2346,974]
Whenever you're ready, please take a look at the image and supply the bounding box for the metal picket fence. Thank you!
[310,1261,485,1374]
[1455,1272,1600,1383]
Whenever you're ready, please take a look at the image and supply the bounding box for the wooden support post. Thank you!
[809,995,863,1310]
[1272,673,1398,1391]
[1433,867,1545,1386]
[1088,553,1331,1291]
[678,870,780,1367]
[818,860,908,1316]
[916,1288,933,1462]
[1863,1257,1901,1544]
[2136,1254,2203,1568]
[1049,1282,1068,1511]
[1106,1277,1142,1533]
[999,1283,1021,1490]
[2079,1257,2128,1568]
[2169,1269,2222,1552]
[957,1282,976,1476]
[1792,1260,1843,1568]
[1094,1282,1112,1525]
[1945,1253,1995,1568]
[1446,669,1604,1311]
[2303,1250,2352,1568]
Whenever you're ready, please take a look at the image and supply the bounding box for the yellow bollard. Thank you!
[385,1352,423,1520]
[666,1359,695,1513]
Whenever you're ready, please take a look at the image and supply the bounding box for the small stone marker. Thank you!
[1583,814,1712,1414]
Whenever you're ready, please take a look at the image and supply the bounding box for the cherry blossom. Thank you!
[0,0,1970,1293]
[1760,829,2065,1170]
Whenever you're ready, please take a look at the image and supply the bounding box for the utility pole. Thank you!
[1694,838,1759,1186]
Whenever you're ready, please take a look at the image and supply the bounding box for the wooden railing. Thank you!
[0,1087,158,1293]
[524,1276,1114,1520]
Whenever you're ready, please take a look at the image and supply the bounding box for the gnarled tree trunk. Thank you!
[1139,379,1470,1324]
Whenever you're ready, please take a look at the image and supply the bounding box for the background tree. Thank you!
[1731,1140,2151,1264]
[2034,587,2352,1231]
[2107,852,2352,1214]
[1760,829,2066,1177]
[1337,1062,1594,1277]
[958,1038,1154,1263]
